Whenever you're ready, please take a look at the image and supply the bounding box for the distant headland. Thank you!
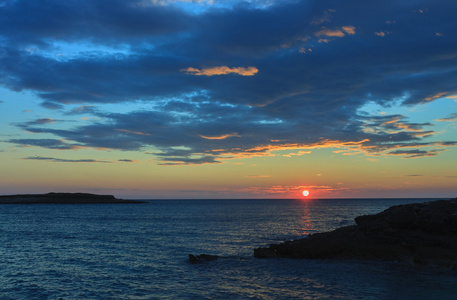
[0,192,146,204]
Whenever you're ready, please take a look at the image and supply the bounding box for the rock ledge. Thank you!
[254,198,457,270]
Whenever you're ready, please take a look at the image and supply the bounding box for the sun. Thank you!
[302,190,310,197]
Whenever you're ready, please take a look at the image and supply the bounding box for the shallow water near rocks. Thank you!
[1,198,456,299]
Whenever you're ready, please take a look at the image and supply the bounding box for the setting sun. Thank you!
[302,190,310,197]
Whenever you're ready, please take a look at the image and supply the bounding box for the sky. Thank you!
[1,0,457,199]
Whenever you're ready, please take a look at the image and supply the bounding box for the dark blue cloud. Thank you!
[24,156,112,163]
[25,118,56,125]
[2,0,457,163]
[0,0,193,47]
[387,149,445,159]
[6,138,79,150]
[2,0,456,107]
[12,100,453,163]
[118,159,136,163]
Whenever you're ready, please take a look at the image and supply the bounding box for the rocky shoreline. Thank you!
[0,192,146,204]
[255,198,457,270]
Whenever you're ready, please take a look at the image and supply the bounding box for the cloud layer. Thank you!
[2,0,457,164]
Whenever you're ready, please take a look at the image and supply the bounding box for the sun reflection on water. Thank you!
[300,205,314,236]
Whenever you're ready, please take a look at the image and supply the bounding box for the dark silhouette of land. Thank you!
[255,198,457,270]
[0,192,146,204]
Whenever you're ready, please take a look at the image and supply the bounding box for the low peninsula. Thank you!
[0,192,146,204]
[255,198,457,270]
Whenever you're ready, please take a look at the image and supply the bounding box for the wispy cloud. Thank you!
[375,31,391,37]
[387,149,446,159]
[425,92,449,102]
[314,26,355,38]
[436,113,457,122]
[67,105,97,115]
[181,66,258,76]
[118,159,138,163]
[116,129,151,136]
[310,9,335,25]
[341,26,356,35]
[199,133,240,140]
[24,156,112,163]
[157,155,220,165]
[6,139,82,150]
[25,118,56,125]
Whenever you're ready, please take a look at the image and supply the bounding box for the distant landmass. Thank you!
[0,192,146,204]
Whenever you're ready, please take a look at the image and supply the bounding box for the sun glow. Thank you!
[302,190,310,197]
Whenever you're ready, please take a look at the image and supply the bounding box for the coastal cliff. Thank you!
[0,192,146,204]
[255,198,457,269]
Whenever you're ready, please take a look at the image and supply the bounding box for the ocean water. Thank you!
[0,198,456,299]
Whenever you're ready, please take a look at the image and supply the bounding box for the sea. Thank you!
[1,198,456,299]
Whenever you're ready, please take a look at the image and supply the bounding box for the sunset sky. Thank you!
[1,0,456,199]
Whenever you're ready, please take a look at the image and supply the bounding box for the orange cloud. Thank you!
[315,26,355,38]
[342,26,356,35]
[395,122,430,132]
[299,48,312,54]
[200,133,240,140]
[219,139,370,161]
[383,116,402,124]
[220,137,456,161]
[375,31,391,37]
[436,113,457,122]
[425,92,448,101]
[315,28,345,37]
[182,66,258,76]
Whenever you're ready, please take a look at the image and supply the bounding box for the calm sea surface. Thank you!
[0,198,456,299]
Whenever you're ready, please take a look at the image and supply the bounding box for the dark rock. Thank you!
[0,192,147,204]
[189,254,219,264]
[254,198,457,270]
[254,247,278,258]
[354,199,457,234]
